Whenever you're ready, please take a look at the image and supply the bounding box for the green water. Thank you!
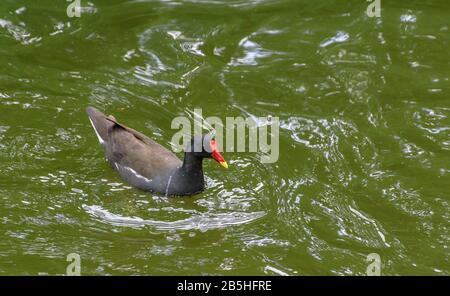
[0,0,449,275]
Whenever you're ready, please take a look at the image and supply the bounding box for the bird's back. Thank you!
[86,107,183,192]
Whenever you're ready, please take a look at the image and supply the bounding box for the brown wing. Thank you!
[106,119,182,180]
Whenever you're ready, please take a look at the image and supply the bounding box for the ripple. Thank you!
[0,126,8,149]
[131,25,206,89]
[319,31,350,48]
[264,265,289,276]
[400,14,417,23]
[0,18,41,45]
[281,116,378,178]
[229,37,274,66]
[382,182,433,218]
[83,204,265,231]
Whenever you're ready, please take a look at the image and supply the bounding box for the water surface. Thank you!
[0,0,449,275]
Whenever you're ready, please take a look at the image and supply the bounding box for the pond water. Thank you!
[0,0,448,275]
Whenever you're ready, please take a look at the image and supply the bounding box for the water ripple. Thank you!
[83,204,265,231]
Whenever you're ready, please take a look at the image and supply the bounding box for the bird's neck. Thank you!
[170,153,204,194]
[181,152,204,175]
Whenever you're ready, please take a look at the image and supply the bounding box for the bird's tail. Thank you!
[86,106,114,144]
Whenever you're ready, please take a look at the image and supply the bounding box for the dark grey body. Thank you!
[86,107,205,196]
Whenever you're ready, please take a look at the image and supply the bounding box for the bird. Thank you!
[86,106,228,196]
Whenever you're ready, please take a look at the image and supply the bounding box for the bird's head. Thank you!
[186,133,228,168]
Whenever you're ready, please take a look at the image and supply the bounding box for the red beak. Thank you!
[210,140,228,169]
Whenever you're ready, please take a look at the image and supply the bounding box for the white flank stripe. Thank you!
[122,165,152,183]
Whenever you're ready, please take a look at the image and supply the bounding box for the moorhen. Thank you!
[86,107,228,196]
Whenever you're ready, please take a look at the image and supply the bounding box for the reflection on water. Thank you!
[0,0,449,275]
[319,31,350,48]
[83,204,266,231]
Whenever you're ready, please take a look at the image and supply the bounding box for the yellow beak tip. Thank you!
[220,161,228,169]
